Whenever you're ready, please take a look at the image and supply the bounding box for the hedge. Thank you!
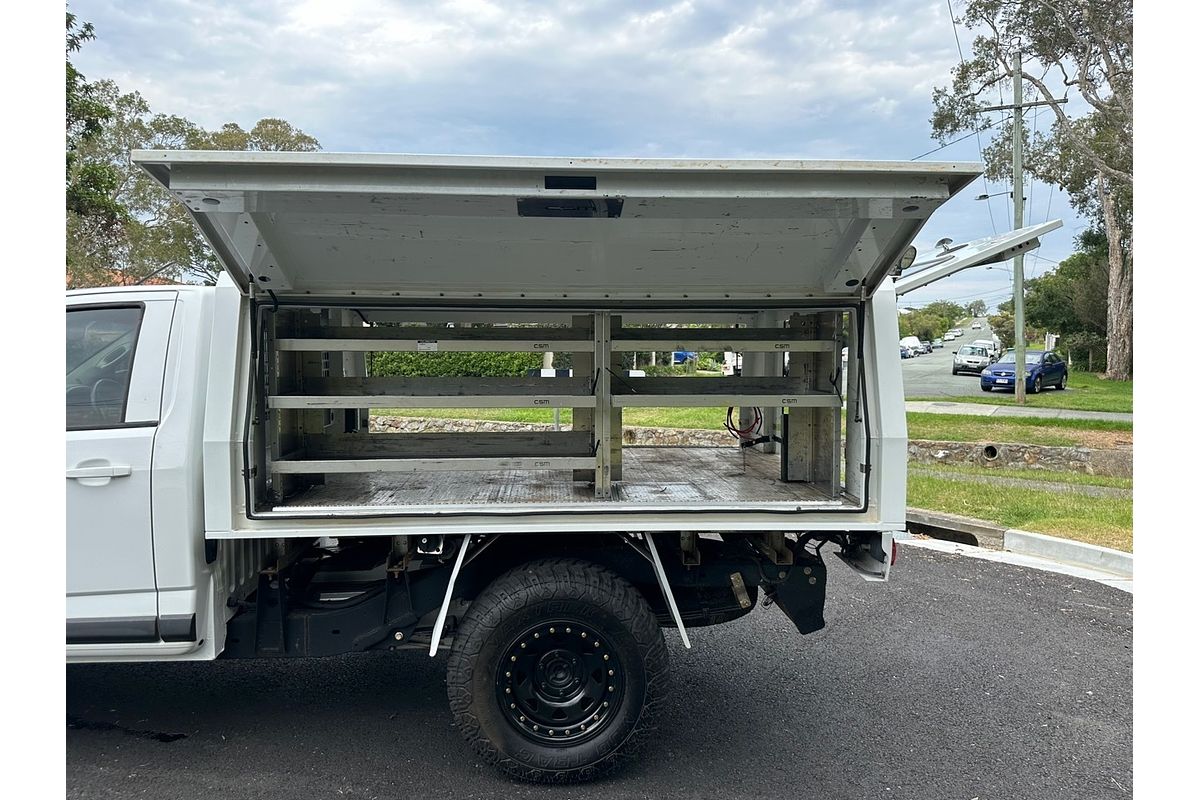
[369,351,545,377]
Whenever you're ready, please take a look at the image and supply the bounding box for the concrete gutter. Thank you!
[898,536,1132,593]
[906,507,1132,581]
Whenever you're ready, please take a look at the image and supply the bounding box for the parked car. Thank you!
[900,344,915,359]
[971,321,982,329]
[932,338,944,349]
[971,339,998,360]
[980,349,1068,393]
[900,335,923,355]
[943,332,956,342]
[672,350,698,364]
[918,340,932,354]
[952,345,992,374]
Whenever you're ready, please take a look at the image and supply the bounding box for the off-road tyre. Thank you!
[446,558,668,783]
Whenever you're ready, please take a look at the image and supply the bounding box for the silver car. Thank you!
[952,345,992,375]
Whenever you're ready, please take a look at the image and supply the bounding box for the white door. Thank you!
[66,296,176,643]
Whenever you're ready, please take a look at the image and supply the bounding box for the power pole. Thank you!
[975,52,1068,403]
[1012,50,1027,404]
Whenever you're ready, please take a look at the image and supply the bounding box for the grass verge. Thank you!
[910,462,1131,490]
[916,371,1132,413]
[907,470,1132,552]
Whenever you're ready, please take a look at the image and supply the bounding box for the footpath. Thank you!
[905,400,1131,423]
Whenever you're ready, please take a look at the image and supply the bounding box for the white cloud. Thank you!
[69,0,1084,285]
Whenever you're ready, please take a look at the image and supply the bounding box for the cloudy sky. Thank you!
[69,0,1086,309]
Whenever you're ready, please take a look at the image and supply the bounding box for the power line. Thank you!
[945,0,998,235]
[910,126,1001,160]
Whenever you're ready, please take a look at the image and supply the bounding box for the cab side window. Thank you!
[66,306,144,429]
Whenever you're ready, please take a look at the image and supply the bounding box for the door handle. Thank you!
[66,464,133,479]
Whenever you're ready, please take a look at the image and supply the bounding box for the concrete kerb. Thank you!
[905,507,1132,581]
[1003,528,1133,578]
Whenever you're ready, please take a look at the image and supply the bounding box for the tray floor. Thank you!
[273,446,847,510]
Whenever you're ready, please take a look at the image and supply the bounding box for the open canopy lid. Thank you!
[134,151,984,303]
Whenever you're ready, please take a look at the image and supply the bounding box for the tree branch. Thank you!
[1020,69,1131,186]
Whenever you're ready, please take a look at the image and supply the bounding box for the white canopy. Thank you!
[135,151,986,303]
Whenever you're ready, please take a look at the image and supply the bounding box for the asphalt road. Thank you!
[67,547,1132,800]
[902,321,1000,399]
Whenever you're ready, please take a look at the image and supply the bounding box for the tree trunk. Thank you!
[1098,173,1133,380]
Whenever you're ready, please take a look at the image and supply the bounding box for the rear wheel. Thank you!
[1058,372,1068,390]
[446,559,668,783]
[1032,376,1042,394]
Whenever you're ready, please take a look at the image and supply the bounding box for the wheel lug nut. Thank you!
[603,654,609,661]
[505,688,511,694]
[603,701,609,707]
[519,715,526,722]
[532,725,539,731]
[510,703,516,709]
[581,631,587,638]
[608,669,614,676]
[608,685,614,691]
[566,627,572,633]
[549,627,555,633]
[593,714,599,721]
[548,730,555,736]
[510,655,517,662]
[594,641,600,647]
[520,642,526,649]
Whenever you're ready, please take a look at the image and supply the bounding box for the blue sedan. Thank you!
[980,349,1068,393]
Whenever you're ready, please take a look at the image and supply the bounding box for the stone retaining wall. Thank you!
[370,415,736,447]
[907,439,1132,478]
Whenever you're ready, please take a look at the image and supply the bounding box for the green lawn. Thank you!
[375,408,1132,444]
[917,371,1132,413]
[910,462,1131,490]
[906,412,1132,447]
[907,469,1132,552]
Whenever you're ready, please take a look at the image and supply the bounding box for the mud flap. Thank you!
[765,550,827,635]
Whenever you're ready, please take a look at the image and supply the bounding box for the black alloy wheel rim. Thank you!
[495,619,625,746]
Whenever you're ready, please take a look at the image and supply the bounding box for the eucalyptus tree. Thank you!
[931,0,1132,378]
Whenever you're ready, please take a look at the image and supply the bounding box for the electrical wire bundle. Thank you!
[724,406,762,441]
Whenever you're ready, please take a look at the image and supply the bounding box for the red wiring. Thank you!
[724,406,762,440]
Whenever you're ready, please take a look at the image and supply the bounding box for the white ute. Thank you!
[66,152,1057,782]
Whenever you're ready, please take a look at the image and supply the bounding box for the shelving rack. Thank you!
[255,305,854,509]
